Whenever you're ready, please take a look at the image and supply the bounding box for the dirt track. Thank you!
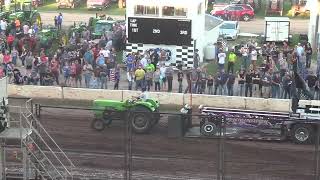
[20,107,314,180]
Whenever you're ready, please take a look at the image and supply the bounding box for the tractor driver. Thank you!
[132,87,149,102]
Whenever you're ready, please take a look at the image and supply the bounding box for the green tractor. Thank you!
[37,26,65,55]
[88,13,115,39]
[8,0,41,27]
[92,97,161,134]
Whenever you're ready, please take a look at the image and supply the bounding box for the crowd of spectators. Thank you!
[0,15,319,100]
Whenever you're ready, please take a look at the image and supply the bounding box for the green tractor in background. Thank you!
[8,0,41,27]
[88,13,115,39]
[37,26,66,56]
[92,97,161,134]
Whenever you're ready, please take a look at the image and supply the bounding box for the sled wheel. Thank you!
[91,118,106,131]
[200,121,217,137]
[130,106,152,134]
[292,124,314,144]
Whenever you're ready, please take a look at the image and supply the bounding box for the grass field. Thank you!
[37,1,125,15]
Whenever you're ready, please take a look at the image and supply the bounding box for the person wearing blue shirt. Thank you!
[126,53,134,71]
[83,50,93,65]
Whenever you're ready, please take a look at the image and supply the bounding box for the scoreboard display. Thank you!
[128,17,192,46]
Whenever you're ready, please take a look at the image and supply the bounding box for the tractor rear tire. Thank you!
[130,106,152,134]
[91,118,106,131]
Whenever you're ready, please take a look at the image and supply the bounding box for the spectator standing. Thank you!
[296,43,304,61]
[245,70,253,97]
[127,70,134,90]
[317,48,320,77]
[306,71,317,99]
[261,71,272,98]
[11,48,18,66]
[57,13,63,30]
[184,70,192,94]
[217,49,226,72]
[62,62,70,86]
[214,72,220,95]
[0,19,7,34]
[238,69,245,96]
[54,16,58,28]
[153,68,161,91]
[38,60,47,86]
[191,68,199,93]
[75,60,82,87]
[50,58,60,85]
[126,53,134,71]
[83,49,94,65]
[135,65,145,90]
[207,75,214,95]
[227,49,237,73]
[23,23,29,35]
[25,53,33,74]
[227,72,235,96]
[165,65,174,92]
[177,69,184,93]
[159,63,167,90]
[113,66,120,90]
[7,33,14,53]
[145,67,154,91]
[194,49,200,69]
[241,46,249,70]
[250,47,258,70]
[305,42,312,68]
[219,70,228,95]
[199,69,207,94]
[281,72,292,99]
[271,72,281,98]
[252,70,260,97]
[83,61,93,88]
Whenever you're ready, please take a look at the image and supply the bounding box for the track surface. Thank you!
[21,107,315,180]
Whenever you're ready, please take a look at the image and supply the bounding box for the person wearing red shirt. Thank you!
[7,33,14,53]
[50,58,60,85]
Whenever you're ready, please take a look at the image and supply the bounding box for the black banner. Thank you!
[127,17,192,46]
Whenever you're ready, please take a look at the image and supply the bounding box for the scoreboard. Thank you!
[128,17,192,46]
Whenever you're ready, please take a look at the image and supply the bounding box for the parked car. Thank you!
[211,4,254,22]
[219,21,240,40]
[87,0,112,10]
[57,0,81,8]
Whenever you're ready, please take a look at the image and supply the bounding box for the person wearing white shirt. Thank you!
[0,19,7,32]
[250,48,257,70]
[218,49,226,72]
[140,56,148,69]
[127,71,134,90]
[23,24,29,35]
[296,43,304,57]
[99,48,109,58]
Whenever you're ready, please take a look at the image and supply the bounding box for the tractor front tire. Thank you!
[130,106,152,134]
[91,118,106,131]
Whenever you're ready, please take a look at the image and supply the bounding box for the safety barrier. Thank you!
[8,84,320,112]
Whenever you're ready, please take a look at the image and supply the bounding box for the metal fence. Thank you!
[6,98,320,180]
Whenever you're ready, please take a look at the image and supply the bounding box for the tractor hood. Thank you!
[8,12,24,21]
